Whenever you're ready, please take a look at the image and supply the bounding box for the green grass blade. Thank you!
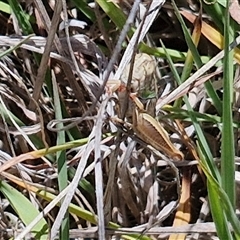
[161,105,240,128]
[0,1,11,14]
[96,0,130,34]
[0,102,53,161]
[202,1,225,33]
[199,158,240,238]
[71,0,96,23]
[160,39,220,181]
[52,73,69,239]
[34,188,151,240]
[68,167,95,197]
[172,0,222,114]
[0,34,35,59]
[221,0,235,207]
[0,181,48,239]
[7,0,33,34]
[208,181,233,240]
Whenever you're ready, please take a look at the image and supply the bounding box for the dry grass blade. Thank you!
[94,97,111,239]
[0,153,35,173]
[66,222,227,238]
[50,136,96,239]
[156,34,240,111]
[117,141,141,220]
[29,0,63,110]
[115,0,166,80]
[169,169,191,240]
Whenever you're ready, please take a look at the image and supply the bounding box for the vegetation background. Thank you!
[0,0,240,239]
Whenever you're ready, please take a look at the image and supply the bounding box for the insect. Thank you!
[107,53,184,160]
[130,93,184,161]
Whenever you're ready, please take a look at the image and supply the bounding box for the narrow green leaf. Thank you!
[221,0,235,207]
[199,158,240,238]
[160,39,220,181]
[96,0,129,33]
[0,34,34,59]
[52,73,69,239]
[0,181,48,239]
[0,1,11,14]
[7,0,33,34]
[208,182,233,240]
[172,0,222,114]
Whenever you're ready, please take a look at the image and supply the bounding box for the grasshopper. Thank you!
[106,79,184,160]
[106,51,183,161]
[130,93,184,161]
